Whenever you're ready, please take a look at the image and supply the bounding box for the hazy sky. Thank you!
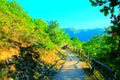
[17,0,111,29]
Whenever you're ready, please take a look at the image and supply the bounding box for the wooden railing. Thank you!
[91,58,118,80]
[79,53,119,80]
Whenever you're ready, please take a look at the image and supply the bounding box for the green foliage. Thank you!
[82,34,120,77]
[71,37,83,51]
[47,21,71,46]
[89,1,120,77]
[0,0,71,80]
[89,0,120,16]
[83,35,110,56]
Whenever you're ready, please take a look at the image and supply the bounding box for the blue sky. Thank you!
[17,0,111,29]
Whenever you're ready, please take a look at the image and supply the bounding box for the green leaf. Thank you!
[89,0,97,6]
[104,10,109,16]
[100,9,104,12]
[110,7,114,13]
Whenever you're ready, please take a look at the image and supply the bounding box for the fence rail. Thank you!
[91,58,118,80]
[79,53,119,80]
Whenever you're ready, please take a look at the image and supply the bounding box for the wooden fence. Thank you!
[79,53,119,80]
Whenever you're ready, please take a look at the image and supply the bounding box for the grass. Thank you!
[0,47,19,61]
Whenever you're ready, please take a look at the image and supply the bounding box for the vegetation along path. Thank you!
[53,51,88,80]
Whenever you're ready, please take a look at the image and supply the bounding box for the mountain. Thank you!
[63,28,105,42]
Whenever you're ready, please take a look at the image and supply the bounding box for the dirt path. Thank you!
[53,51,87,80]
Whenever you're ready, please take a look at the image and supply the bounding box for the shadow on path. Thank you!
[53,51,88,80]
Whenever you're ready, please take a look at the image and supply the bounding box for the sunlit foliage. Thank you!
[82,34,120,77]
[0,0,71,79]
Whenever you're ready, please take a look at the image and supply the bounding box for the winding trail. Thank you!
[53,51,88,80]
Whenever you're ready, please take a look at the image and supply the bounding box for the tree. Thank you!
[71,37,83,51]
[89,0,120,16]
[89,0,120,77]
[90,0,120,42]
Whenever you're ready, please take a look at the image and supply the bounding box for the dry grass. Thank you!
[0,47,20,61]
[2,26,9,33]
[80,62,89,69]
[10,64,16,71]
[40,50,61,64]
[0,77,13,80]
[40,46,66,70]
[40,45,66,65]
[55,45,66,55]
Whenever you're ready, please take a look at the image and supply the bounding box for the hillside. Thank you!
[0,0,70,80]
[0,0,120,80]
[64,28,105,41]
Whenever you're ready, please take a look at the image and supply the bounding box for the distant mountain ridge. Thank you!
[63,28,105,42]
